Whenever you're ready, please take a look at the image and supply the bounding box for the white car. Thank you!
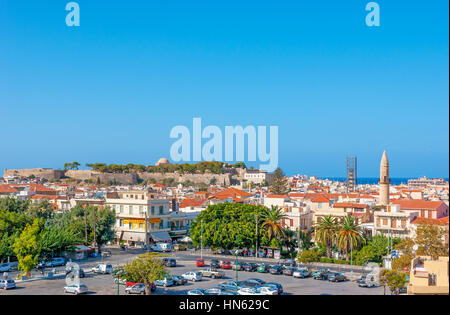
[256,286,278,295]
[92,264,113,274]
[64,283,88,295]
[182,271,202,282]
[0,263,11,273]
[237,287,262,295]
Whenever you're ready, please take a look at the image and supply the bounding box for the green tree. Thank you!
[380,269,407,295]
[314,215,338,258]
[13,219,42,276]
[414,223,448,259]
[269,168,288,195]
[297,249,321,264]
[261,206,287,242]
[122,253,167,295]
[336,216,366,261]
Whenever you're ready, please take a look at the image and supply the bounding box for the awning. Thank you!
[75,244,91,252]
[180,236,193,243]
[150,231,172,242]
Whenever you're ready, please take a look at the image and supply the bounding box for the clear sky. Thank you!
[0,0,448,178]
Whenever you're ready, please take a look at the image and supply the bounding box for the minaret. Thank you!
[379,150,390,207]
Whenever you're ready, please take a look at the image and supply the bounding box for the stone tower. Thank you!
[379,150,390,207]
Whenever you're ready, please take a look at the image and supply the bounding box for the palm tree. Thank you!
[336,216,366,261]
[261,206,288,242]
[281,228,296,258]
[314,215,338,258]
[297,230,313,250]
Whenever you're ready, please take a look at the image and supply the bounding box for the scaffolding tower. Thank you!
[346,156,357,193]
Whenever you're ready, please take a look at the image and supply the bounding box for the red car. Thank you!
[221,261,232,269]
[196,258,205,267]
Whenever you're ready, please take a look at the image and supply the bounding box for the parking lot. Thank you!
[0,250,386,295]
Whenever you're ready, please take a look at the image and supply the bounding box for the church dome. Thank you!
[156,158,171,166]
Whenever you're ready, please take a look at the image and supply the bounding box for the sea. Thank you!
[318,177,449,186]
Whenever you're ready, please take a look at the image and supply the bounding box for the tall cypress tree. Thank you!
[269,167,288,195]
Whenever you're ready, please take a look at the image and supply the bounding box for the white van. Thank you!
[151,243,173,252]
[92,264,113,274]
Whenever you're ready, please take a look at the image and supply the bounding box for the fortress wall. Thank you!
[3,168,64,180]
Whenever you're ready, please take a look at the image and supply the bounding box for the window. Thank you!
[382,219,388,226]
[159,205,164,214]
[139,223,143,229]
[119,219,123,226]
[139,206,143,214]
[401,220,406,228]
[129,205,133,215]
[151,206,155,215]
[120,205,123,213]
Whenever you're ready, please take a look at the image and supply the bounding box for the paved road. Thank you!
[1,249,386,295]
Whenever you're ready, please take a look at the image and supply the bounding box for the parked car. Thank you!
[182,271,203,282]
[66,268,85,279]
[243,263,258,272]
[358,275,377,288]
[200,267,224,279]
[125,283,147,295]
[232,262,245,271]
[100,250,112,258]
[261,282,283,294]
[312,269,330,280]
[172,275,188,286]
[328,272,346,282]
[218,280,244,292]
[205,288,222,295]
[242,278,266,288]
[0,279,16,290]
[155,277,175,287]
[126,281,156,292]
[173,244,187,251]
[92,264,113,274]
[269,265,283,275]
[282,259,297,267]
[0,263,11,273]
[237,287,262,295]
[221,260,232,269]
[161,258,177,267]
[187,289,206,295]
[210,259,221,268]
[45,257,67,267]
[257,264,270,273]
[293,269,311,278]
[283,267,296,276]
[196,258,205,267]
[64,283,88,295]
[393,287,408,295]
[255,285,279,295]
[220,290,239,295]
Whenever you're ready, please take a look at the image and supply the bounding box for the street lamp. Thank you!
[201,220,203,260]
[255,215,258,258]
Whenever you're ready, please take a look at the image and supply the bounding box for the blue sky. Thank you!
[0,0,448,178]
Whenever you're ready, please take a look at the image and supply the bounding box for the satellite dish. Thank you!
[413,245,419,251]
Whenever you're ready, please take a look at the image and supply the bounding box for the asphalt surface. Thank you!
[0,248,386,295]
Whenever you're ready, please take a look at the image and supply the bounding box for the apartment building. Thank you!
[391,199,449,219]
[408,256,449,295]
[105,190,172,246]
[373,204,418,239]
[243,169,271,185]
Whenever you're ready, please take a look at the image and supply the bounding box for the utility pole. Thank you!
[255,215,258,258]
[350,236,353,266]
[145,212,149,250]
[84,205,88,244]
[201,220,203,260]
[93,207,97,252]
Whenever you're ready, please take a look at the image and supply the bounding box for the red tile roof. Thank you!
[333,203,369,209]
[179,198,206,209]
[311,196,331,203]
[0,185,18,193]
[411,216,449,226]
[391,199,446,210]
[266,194,287,199]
